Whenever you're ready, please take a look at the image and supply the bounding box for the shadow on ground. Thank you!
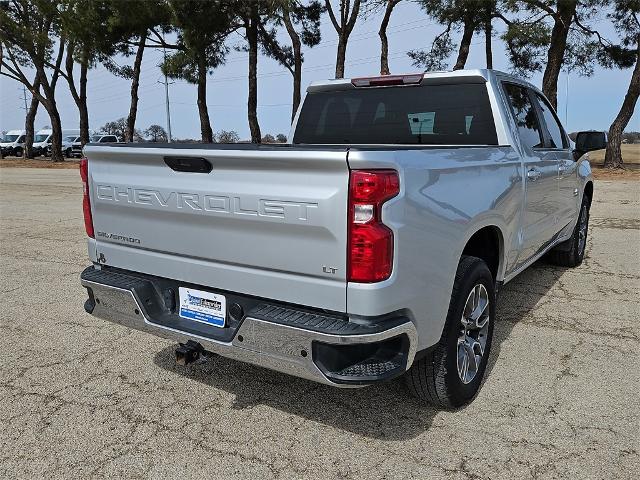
[153,259,566,440]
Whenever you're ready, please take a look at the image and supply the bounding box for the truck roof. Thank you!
[307,68,536,93]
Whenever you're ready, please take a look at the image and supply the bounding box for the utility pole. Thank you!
[162,40,173,143]
[565,68,569,128]
[20,86,28,112]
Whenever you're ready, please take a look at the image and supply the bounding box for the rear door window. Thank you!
[503,83,544,150]
[293,83,498,145]
[533,93,568,149]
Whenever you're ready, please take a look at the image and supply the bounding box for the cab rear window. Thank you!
[293,83,498,145]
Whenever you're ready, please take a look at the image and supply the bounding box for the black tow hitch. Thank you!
[175,340,205,366]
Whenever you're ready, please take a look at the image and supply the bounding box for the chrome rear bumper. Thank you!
[81,268,417,387]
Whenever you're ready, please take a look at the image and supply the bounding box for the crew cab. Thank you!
[79,70,605,407]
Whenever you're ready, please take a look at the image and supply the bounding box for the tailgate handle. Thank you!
[164,156,212,173]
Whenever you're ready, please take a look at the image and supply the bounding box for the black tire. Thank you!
[65,148,72,158]
[547,196,590,268]
[405,255,495,408]
[14,147,23,158]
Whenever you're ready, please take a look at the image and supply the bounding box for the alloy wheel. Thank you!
[577,204,588,257]
[457,284,490,384]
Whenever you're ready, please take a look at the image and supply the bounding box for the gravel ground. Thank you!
[0,168,638,479]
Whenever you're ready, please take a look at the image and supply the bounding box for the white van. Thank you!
[0,130,26,157]
[33,128,81,156]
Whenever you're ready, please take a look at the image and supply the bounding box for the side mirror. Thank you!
[575,131,607,154]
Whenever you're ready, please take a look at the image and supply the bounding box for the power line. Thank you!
[82,17,435,96]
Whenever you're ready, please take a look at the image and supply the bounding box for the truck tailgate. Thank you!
[85,145,349,311]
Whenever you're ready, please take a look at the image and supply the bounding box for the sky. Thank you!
[1,2,639,140]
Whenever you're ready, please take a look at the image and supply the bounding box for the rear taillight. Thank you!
[348,170,400,282]
[79,158,94,238]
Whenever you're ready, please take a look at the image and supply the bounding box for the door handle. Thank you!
[527,168,542,181]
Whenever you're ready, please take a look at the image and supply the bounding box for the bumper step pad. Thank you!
[337,360,400,377]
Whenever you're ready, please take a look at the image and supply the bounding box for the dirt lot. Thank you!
[0,168,638,479]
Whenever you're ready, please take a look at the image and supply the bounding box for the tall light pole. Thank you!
[21,85,28,112]
[162,38,173,142]
[565,68,569,128]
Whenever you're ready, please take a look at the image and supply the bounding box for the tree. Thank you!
[484,1,493,68]
[23,72,40,158]
[409,0,495,71]
[235,1,271,143]
[59,0,109,146]
[99,117,128,140]
[109,1,170,143]
[246,2,262,142]
[235,1,291,142]
[261,133,276,143]
[378,0,402,75]
[326,0,362,78]
[277,0,323,121]
[144,124,168,142]
[0,0,67,161]
[124,32,146,143]
[600,1,639,168]
[501,0,607,109]
[214,129,240,143]
[276,133,288,142]
[161,0,236,143]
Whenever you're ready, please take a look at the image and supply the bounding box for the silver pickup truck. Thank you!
[79,69,606,408]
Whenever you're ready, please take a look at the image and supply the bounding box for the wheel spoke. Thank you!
[464,341,479,376]
[470,338,484,357]
[457,341,469,381]
[473,285,481,312]
[468,284,489,328]
[463,294,474,318]
[470,297,488,323]
[475,312,490,329]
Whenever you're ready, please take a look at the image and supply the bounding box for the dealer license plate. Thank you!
[178,287,226,328]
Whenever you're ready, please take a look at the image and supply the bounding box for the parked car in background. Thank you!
[79,69,605,408]
[71,134,118,158]
[0,130,26,157]
[33,128,81,156]
[71,138,83,158]
[62,136,80,158]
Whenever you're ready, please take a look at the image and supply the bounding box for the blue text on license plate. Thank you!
[178,287,226,328]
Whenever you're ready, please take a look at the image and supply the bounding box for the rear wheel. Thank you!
[14,147,23,158]
[548,196,590,267]
[405,255,495,408]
